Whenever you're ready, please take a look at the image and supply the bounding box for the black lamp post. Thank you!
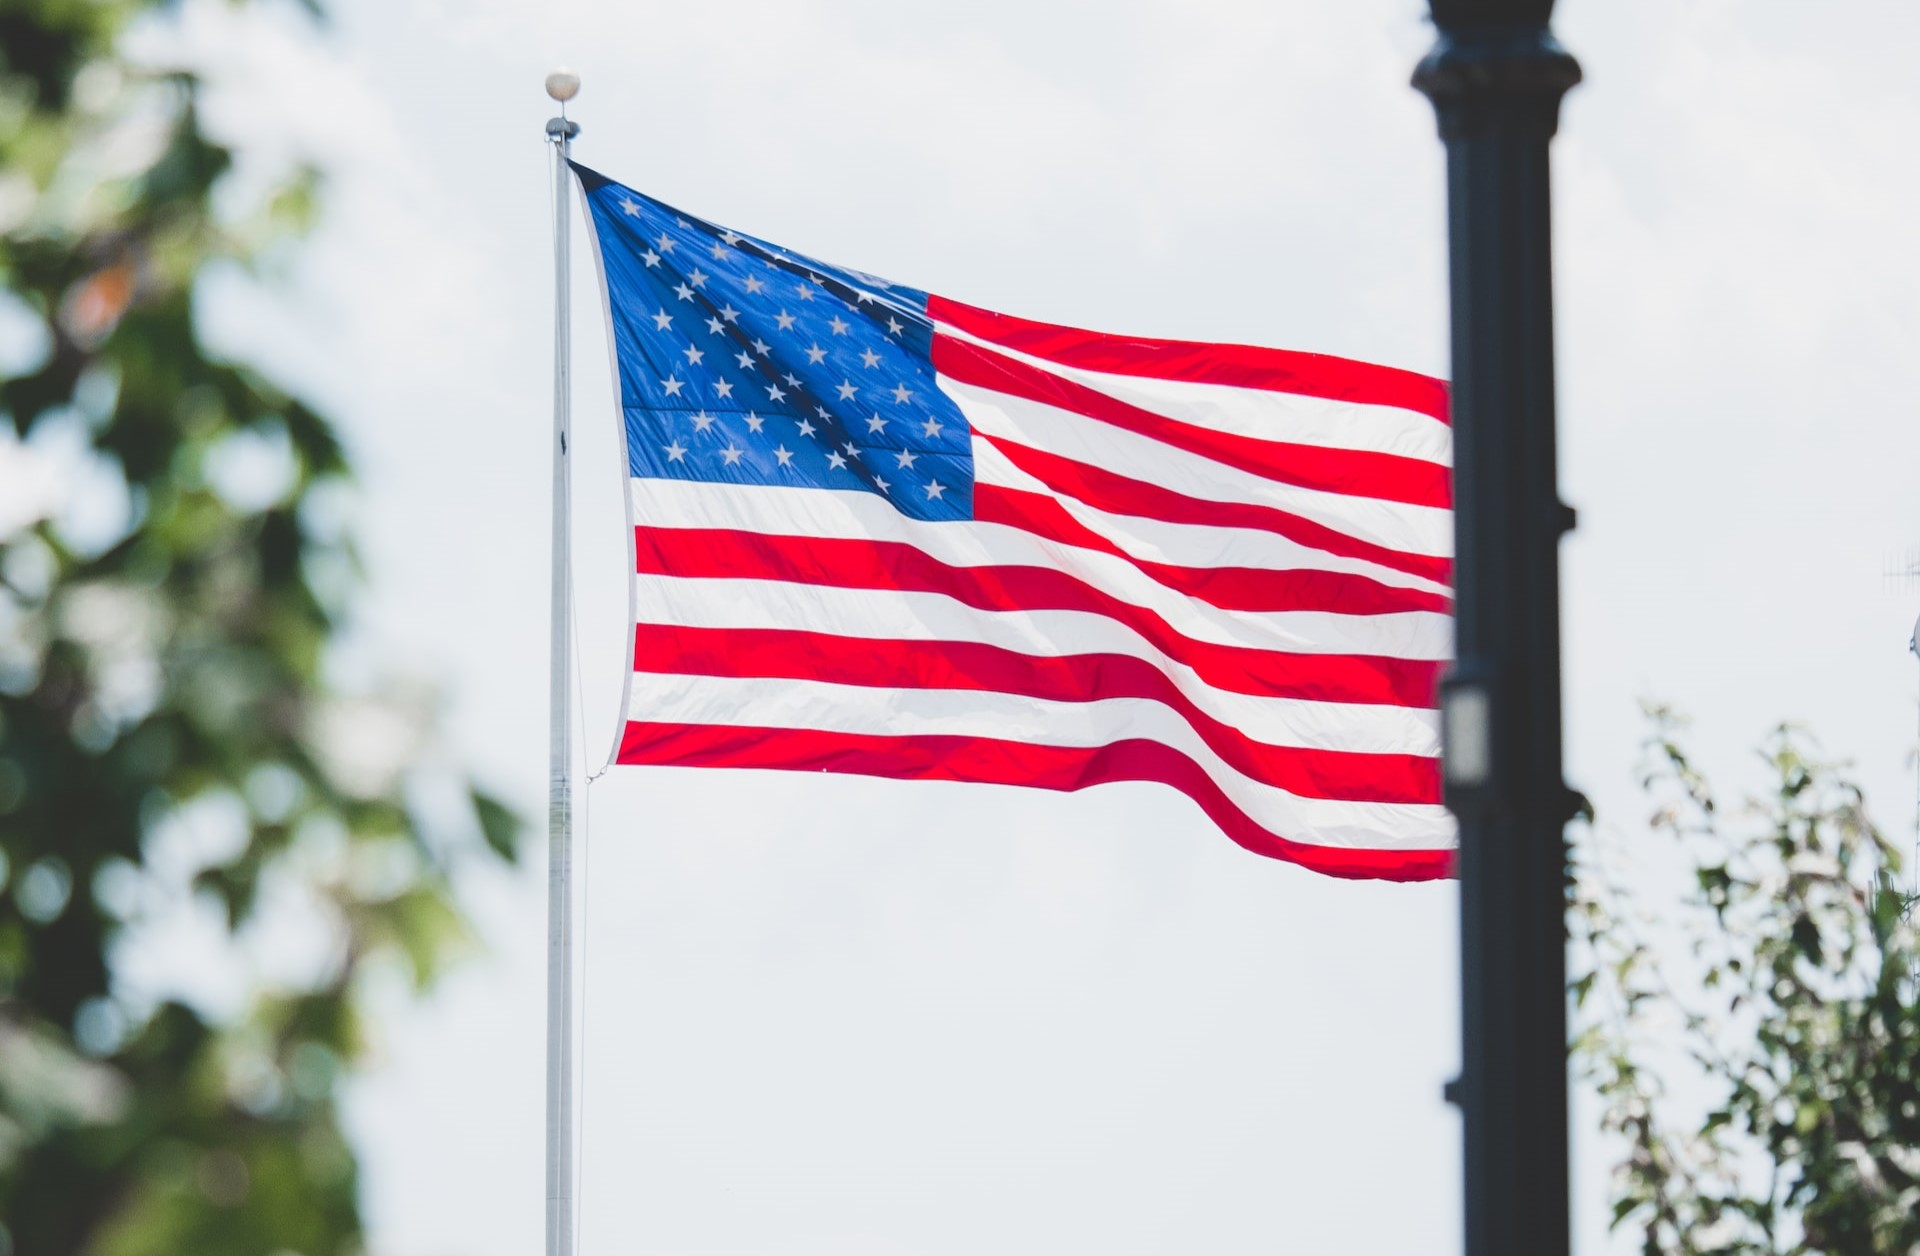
[1413,5,1582,1256]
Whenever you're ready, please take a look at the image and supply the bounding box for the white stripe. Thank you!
[936,320,1452,465]
[941,378,1454,560]
[630,478,1452,659]
[971,443,1453,598]
[626,671,1455,851]
[630,573,1441,757]
[642,453,1448,598]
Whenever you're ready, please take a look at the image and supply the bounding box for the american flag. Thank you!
[575,163,1455,881]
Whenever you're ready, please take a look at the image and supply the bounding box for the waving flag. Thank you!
[575,163,1455,881]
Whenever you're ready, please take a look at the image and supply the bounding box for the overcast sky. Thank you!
[153,0,1920,1252]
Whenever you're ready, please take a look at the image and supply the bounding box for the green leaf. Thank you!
[470,787,522,863]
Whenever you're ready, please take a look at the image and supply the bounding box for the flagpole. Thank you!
[543,67,582,1256]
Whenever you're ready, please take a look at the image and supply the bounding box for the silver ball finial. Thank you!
[545,68,581,103]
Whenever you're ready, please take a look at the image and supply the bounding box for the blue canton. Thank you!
[574,164,972,522]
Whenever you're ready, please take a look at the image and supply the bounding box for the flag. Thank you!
[574,163,1455,881]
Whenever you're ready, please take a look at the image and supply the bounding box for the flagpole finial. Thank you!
[545,68,581,103]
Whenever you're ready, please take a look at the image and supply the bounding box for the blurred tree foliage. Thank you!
[0,2,520,1253]
[1572,712,1920,1255]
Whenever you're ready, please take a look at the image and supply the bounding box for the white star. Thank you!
[765,383,786,402]
[620,197,641,216]
[705,316,724,335]
[656,233,675,253]
[720,304,740,323]
[872,476,890,494]
[709,241,727,259]
[804,344,828,365]
[641,249,661,268]
[734,351,753,369]
[886,316,904,335]
[688,268,709,289]
[751,338,772,356]
[714,380,734,400]
[815,405,833,420]
[690,411,717,432]
[895,449,918,469]
[744,412,765,433]
[865,414,887,434]
[775,311,797,331]
[682,344,704,366]
[652,309,673,331]
[676,217,690,227]
[855,290,875,304]
[673,282,695,302]
[743,275,765,294]
[663,440,687,462]
[921,417,943,438]
[924,479,946,500]
[826,451,847,470]
[720,444,745,465]
[843,441,861,458]
[860,348,881,369]
[783,372,802,388]
[795,282,815,301]
[828,316,850,336]
[662,376,684,397]
[720,229,743,246]
[835,380,858,401]
[773,444,795,467]
[891,383,913,404]
[796,418,818,437]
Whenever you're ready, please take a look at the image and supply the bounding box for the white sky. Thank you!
[161,0,1920,1252]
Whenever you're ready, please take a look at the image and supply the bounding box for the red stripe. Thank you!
[617,721,1455,882]
[935,334,1451,510]
[974,483,1452,617]
[630,623,1441,804]
[979,433,1453,588]
[634,527,1445,709]
[929,293,1450,427]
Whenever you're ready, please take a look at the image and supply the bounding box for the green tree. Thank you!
[1572,711,1920,1255]
[0,3,519,1252]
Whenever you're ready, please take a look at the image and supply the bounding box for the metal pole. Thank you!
[543,68,582,1256]
[1412,8,1581,1256]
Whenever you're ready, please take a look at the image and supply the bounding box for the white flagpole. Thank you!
[543,68,581,1256]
